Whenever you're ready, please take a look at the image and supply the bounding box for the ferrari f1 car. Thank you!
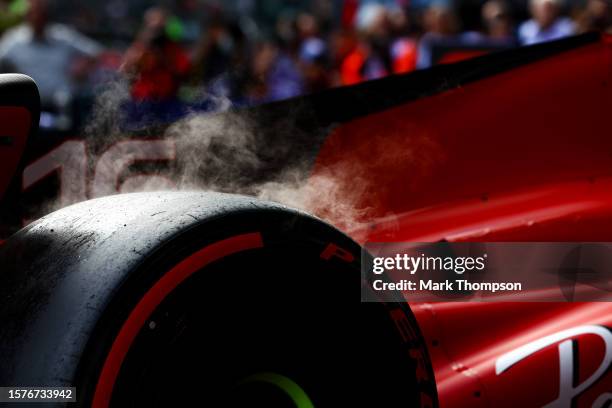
[0,32,611,407]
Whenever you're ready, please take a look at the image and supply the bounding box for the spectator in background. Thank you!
[482,0,515,40]
[191,13,248,99]
[296,12,332,93]
[416,4,460,68]
[296,11,321,43]
[388,7,418,74]
[576,0,612,33]
[0,0,101,115]
[122,7,190,103]
[518,0,575,45]
[328,27,358,86]
[245,39,304,103]
[299,35,331,93]
[190,13,270,108]
[340,4,392,85]
[242,8,310,103]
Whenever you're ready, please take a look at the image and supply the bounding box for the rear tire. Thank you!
[0,192,437,407]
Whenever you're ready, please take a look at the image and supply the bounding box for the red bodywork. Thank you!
[0,107,31,200]
[311,34,612,407]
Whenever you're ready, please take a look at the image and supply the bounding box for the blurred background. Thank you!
[0,0,610,133]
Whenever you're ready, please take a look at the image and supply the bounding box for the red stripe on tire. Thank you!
[92,232,264,408]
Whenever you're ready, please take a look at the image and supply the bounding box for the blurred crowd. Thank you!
[0,0,610,130]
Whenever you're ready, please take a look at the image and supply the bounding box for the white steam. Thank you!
[164,111,373,231]
[81,78,373,232]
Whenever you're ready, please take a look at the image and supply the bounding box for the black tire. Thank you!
[0,192,437,407]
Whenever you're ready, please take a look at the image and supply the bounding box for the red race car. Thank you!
[0,32,611,407]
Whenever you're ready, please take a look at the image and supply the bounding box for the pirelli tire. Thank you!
[0,192,438,407]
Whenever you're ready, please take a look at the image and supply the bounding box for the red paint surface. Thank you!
[313,37,612,219]
[310,34,612,407]
[0,107,31,200]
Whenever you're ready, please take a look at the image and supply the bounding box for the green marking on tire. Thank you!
[240,372,315,408]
